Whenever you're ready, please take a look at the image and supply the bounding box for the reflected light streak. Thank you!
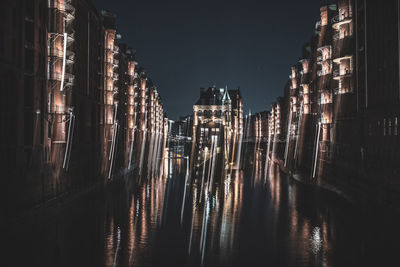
[310,226,322,255]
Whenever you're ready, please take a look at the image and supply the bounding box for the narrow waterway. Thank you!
[5,142,400,267]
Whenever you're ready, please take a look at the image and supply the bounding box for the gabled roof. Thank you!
[195,87,225,106]
[222,87,231,102]
[195,86,240,106]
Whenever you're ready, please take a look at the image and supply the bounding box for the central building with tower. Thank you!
[191,87,243,178]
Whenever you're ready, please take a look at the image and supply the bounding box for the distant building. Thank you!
[191,86,243,175]
[193,87,231,146]
[169,115,193,139]
[228,89,243,137]
[244,111,269,141]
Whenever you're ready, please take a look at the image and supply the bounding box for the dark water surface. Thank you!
[5,144,400,267]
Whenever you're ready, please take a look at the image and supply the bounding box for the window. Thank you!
[383,119,386,136]
[24,48,34,72]
[62,94,66,112]
[25,2,34,21]
[48,93,52,113]
[25,21,34,44]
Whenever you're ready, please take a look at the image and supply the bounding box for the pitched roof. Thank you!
[195,86,242,106]
[195,87,225,105]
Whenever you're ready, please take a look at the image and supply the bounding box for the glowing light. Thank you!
[310,226,322,254]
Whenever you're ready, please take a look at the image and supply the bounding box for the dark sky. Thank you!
[91,0,325,120]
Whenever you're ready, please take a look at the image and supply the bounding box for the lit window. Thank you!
[395,117,398,136]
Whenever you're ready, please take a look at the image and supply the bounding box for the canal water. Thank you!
[5,142,400,267]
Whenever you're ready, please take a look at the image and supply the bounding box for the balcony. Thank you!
[333,87,353,95]
[318,55,331,61]
[113,73,119,80]
[48,48,75,63]
[333,68,353,80]
[48,71,75,87]
[114,46,119,54]
[318,94,332,105]
[315,20,322,30]
[333,55,352,64]
[318,60,332,70]
[317,45,331,54]
[47,27,74,42]
[65,73,74,86]
[321,117,332,124]
[65,50,75,63]
[49,1,75,21]
[62,3,75,22]
[64,2,75,20]
[113,59,119,67]
[48,71,74,82]
[50,105,74,114]
[334,29,353,42]
[66,31,75,45]
[332,13,352,30]
[47,29,75,45]
[317,70,327,77]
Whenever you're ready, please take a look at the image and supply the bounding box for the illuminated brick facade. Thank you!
[1,1,167,215]
[269,0,400,209]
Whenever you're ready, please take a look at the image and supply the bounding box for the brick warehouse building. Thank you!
[0,0,167,216]
[267,0,400,210]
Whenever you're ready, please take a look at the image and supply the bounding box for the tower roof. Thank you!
[222,86,231,102]
[195,86,236,106]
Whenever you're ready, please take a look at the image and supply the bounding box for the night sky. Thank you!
[91,0,325,120]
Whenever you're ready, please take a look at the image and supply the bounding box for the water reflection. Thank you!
[5,139,400,267]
